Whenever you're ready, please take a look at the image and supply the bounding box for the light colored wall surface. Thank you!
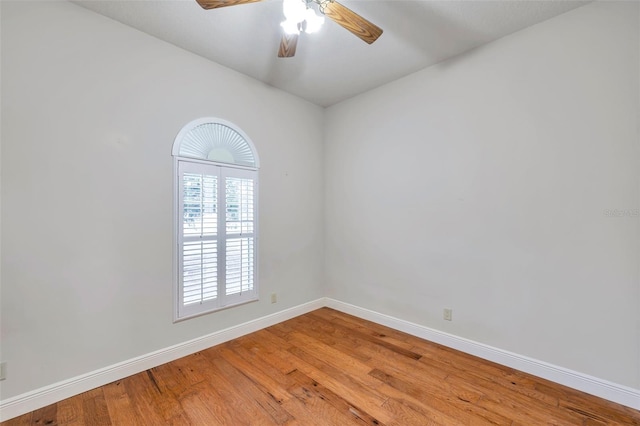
[325,1,639,388]
[0,0,324,399]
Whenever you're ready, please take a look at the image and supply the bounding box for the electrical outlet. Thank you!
[0,362,6,380]
[270,293,277,304]
[443,308,452,321]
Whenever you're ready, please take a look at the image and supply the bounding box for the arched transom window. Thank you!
[172,118,259,321]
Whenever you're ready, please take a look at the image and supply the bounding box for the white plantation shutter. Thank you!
[223,171,256,299]
[178,163,219,317]
[173,118,259,321]
[177,162,258,319]
[182,241,217,302]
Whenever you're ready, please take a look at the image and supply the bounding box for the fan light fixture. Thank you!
[195,0,383,58]
[281,0,325,35]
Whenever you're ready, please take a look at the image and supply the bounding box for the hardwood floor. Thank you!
[3,308,639,425]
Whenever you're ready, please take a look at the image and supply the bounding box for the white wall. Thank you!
[0,1,324,399]
[325,1,640,389]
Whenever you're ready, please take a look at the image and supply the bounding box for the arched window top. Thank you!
[172,118,259,168]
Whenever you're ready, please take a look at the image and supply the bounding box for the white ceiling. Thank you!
[74,0,589,106]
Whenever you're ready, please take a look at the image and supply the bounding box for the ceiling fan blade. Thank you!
[195,0,262,10]
[278,33,299,58]
[323,1,382,44]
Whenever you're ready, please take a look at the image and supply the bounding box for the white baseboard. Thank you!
[2,297,639,422]
[0,299,325,422]
[325,298,640,411]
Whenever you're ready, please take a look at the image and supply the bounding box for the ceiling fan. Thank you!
[195,0,383,58]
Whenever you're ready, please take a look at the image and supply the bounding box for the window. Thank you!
[172,118,259,320]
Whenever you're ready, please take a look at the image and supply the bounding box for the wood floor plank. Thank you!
[0,413,31,426]
[217,341,293,405]
[2,308,639,425]
[286,368,382,425]
[331,323,483,423]
[272,327,373,377]
[305,308,515,426]
[55,394,84,425]
[81,388,110,425]
[558,397,640,425]
[315,308,421,351]
[380,398,442,426]
[29,403,57,426]
[179,391,225,425]
[102,381,140,426]
[244,330,299,374]
[202,346,295,425]
[142,364,194,423]
[284,330,487,425]
[264,325,437,425]
[281,337,401,423]
[370,366,512,425]
[121,371,169,424]
[282,314,372,363]
[167,350,256,423]
[223,336,300,391]
[413,341,614,425]
[305,311,422,360]
[193,350,279,425]
[444,373,589,425]
[411,337,571,411]
[288,315,488,423]
[285,344,394,423]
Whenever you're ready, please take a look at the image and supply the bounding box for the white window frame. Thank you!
[172,118,259,321]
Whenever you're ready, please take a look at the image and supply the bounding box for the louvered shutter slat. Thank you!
[179,165,219,309]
